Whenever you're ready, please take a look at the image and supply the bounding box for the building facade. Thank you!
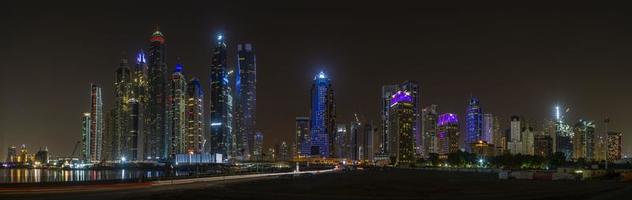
[145,28,169,160]
[209,34,233,159]
[235,43,257,160]
[607,131,622,161]
[185,78,205,153]
[168,63,187,159]
[421,105,438,157]
[437,113,459,158]
[308,71,335,157]
[465,97,483,152]
[88,84,103,162]
[295,117,310,157]
[388,91,415,166]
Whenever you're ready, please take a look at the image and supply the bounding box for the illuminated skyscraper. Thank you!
[465,96,483,152]
[209,34,233,159]
[508,116,523,155]
[334,124,348,159]
[607,131,622,161]
[421,105,438,157]
[168,63,187,159]
[381,85,399,154]
[88,84,103,162]
[81,112,91,161]
[482,113,494,145]
[253,131,263,161]
[554,106,573,160]
[113,57,132,160]
[399,81,421,156]
[295,117,310,157]
[146,27,168,160]
[235,43,256,160]
[308,71,335,157]
[388,91,415,165]
[127,98,140,161]
[362,122,376,161]
[573,119,595,160]
[437,113,459,158]
[185,78,205,153]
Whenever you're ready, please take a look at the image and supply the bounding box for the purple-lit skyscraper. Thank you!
[437,113,459,158]
[388,91,415,165]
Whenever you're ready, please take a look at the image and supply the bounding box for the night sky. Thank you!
[3,2,632,158]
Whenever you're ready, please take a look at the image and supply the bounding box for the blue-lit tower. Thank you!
[465,96,483,152]
[209,34,233,159]
[235,43,256,160]
[145,27,168,160]
[307,71,335,157]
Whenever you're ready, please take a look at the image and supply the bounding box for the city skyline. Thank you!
[4,3,632,158]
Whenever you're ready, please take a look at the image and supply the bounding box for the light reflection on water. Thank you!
[0,169,187,183]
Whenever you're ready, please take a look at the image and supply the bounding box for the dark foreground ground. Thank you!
[4,168,632,200]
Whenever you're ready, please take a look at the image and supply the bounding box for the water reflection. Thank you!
[0,169,181,183]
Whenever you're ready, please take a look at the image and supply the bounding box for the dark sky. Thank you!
[2,2,632,158]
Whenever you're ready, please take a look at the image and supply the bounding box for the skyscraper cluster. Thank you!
[80,27,257,163]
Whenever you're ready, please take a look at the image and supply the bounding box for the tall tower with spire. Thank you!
[209,33,233,160]
[307,71,335,157]
[145,26,169,160]
[235,43,257,160]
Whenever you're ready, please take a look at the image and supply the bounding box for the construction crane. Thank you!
[69,141,80,158]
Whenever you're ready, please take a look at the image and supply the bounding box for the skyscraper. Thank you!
[235,43,257,160]
[607,131,623,161]
[465,96,483,152]
[296,117,310,157]
[399,81,421,157]
[362,122,375,161]
[168,63,187,159]
[209,34,233,159]
[185,78,205,153]
[81,112,91,161]
[308,71,335,157]
[113,56,132,161]
[381,85,399,154]
[388,91,415,166]
[88,84,103,162]
[508,116,523,155]
[350,120,361,160]
[421,105,438,157]
[253,131,263,161]
[127,98,140,161]
[573,119,595,160]
[437,113,459,158]
[482,113,494,145]
[146,27,168,160]
[555,106,573,160]
[334,124,348,159]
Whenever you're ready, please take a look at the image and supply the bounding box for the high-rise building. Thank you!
[534,134,553,157]
[380,85,399,155]
[234,43,257,160]
[554,106,573,160]
[168,63,187,159]
[521,125,535,155]
[362,122,375,161]
[113,57,132,161]
[508,116,523,155]
[35,147,49,164]
[295,117,310,157]
[253,131,263,161]
[437,113,459,158]
[350,120,361,161]
[399,81,421,157]
[388,91,415,165]
[6,146,17,163]
[127,98,141,161]
[421,105,438,157]
[145,27,168,160]
[573,119,595,160]
[81,112,91,161]
[209,34,233,160]
[607,131,622,161]
[492,115,506,154]
[308,71,335,157]
[334,124,348,159]
[482,113,494,145]
[276,141,290,161]
[185,78,205,153]
[465,97,483,152]
[87,84,103,162]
